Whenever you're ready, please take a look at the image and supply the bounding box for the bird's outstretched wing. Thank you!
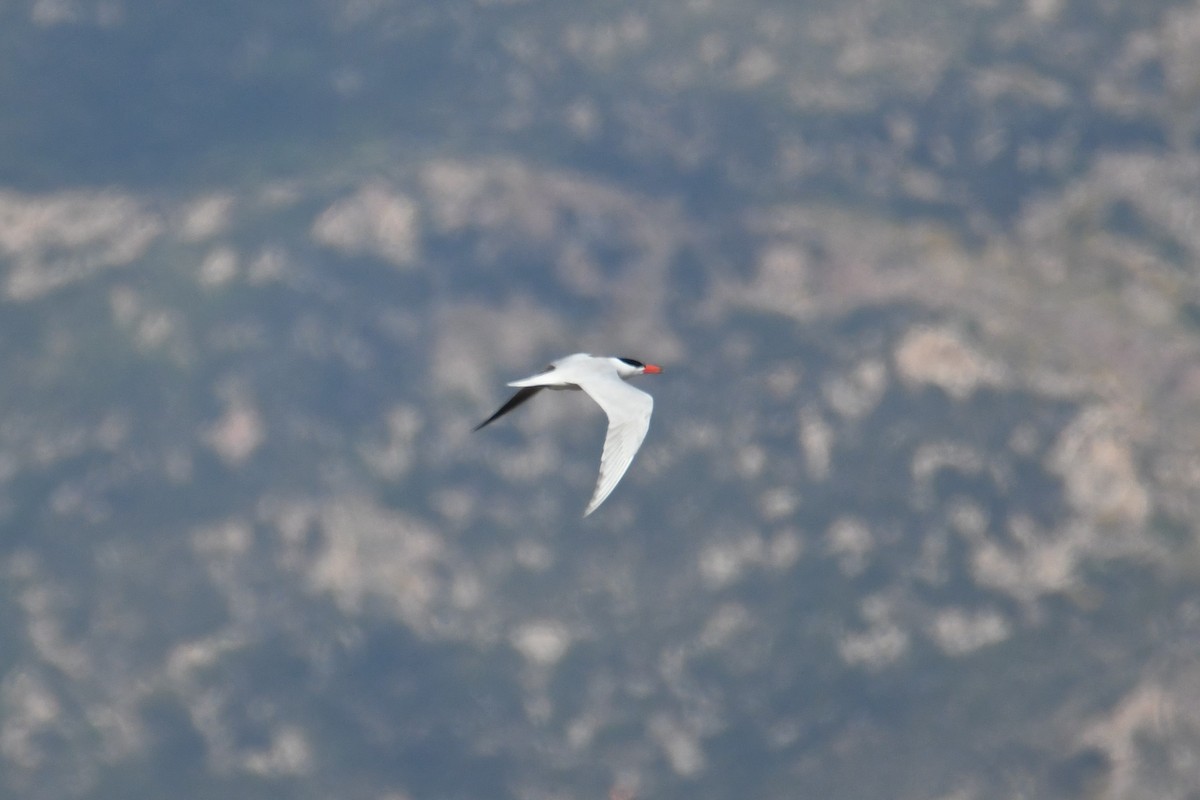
[578,375,654,516]
[473,387,544,431]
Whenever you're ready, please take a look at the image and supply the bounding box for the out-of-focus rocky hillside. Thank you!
[3,1,1200,799]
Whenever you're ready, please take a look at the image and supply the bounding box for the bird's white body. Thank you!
[476,353,662,516]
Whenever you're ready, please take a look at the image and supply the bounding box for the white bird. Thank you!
[474,353,663,516]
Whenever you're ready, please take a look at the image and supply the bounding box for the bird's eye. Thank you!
[618,357,645,368]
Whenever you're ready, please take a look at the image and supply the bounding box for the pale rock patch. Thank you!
[311,183,420,268]
[930,608,1012,656]
[895,326,1005,399]
[0,189,161,300]
[511,620,572,667]
[1049,407,1150,528]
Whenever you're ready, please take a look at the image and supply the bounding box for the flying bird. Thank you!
[474,353,663,516]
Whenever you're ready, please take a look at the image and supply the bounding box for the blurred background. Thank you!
[3,0,1200,798]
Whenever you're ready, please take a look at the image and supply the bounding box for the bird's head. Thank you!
[613,357,663,378]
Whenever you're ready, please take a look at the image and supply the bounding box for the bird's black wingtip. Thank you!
[472,386,544,432]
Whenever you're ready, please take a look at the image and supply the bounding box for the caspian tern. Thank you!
[475,353,663,516]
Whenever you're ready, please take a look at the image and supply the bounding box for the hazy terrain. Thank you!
[3,1,1200,798]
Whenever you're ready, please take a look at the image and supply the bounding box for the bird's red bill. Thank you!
[643,364,663,374]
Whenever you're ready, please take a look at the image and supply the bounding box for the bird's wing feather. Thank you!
[506,366,564,388]
[473,386,544,431]
[578,375,654,516]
